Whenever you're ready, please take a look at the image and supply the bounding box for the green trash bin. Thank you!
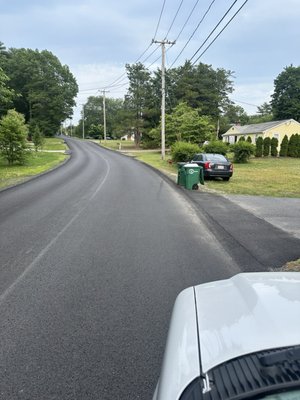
[177,162,186,186]
[183,163,204,190]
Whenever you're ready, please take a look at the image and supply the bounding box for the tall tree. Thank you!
[0,47,78,136]
[125,63,151,146]
[271,65,300,121]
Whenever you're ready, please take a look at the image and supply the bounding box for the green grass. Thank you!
[119,150,300,198]
[42,137,67,151]
[205,157,300,197]
[0,151,67,189]
[99,139,137,150]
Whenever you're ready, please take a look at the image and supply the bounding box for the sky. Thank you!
[0,0,300,124]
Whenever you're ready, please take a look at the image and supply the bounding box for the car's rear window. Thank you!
[205,154,227,162]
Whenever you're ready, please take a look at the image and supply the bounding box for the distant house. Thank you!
[121,134,135,141]
[222,119,300,149]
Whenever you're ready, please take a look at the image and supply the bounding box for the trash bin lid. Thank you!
[184,163,200,168]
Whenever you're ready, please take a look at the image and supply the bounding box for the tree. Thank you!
[263,137,271,156]
[255,137,263,157]
[270,137,278,157]
[0,67,15,116]
[32,124,45,152]
[279,135,289,157]
[125,63,151,147]
[271,65,300,120]
[287,134,298,157]
[0,48,78,136]
[165,102,214,146]
[0,109,28,164]
[247,136,252,143]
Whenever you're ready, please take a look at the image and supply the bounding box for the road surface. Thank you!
[0,138,299,399]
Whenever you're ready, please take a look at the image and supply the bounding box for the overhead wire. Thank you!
[164,0,184,40]
[153,0,167,41]
[169,0,216,68]
[191,0,249,64]
[189,0,239,63]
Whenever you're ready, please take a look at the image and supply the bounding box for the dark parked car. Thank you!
[191,153,233,181]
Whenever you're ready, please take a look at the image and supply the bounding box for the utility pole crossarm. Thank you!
[152,39,176,160]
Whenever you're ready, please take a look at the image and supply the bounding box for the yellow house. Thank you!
[222,119,300,149]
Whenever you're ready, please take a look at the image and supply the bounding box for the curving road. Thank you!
[0,138,298,399]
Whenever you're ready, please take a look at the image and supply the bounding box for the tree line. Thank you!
[75,63,300,149]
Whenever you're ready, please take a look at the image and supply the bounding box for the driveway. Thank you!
[225,195,300,240]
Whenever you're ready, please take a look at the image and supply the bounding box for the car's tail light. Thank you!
[204,161,212,169]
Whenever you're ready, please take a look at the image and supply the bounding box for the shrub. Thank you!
[287,134,298,157]
[246,136,252,143]
[270,137,278,157]
[232,141,255,163]
[32,125,45,152]
[263,137,271,156]
[0,110,28,165]
[203,140,228,155]
[238,136,245,142]
[171,141,200,163]
[279,135,288,157]
[255,137,263,157]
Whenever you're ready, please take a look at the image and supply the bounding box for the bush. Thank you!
[247,136,252,143]
[263,137,271,156]
[203,140,228,155]
[238,136,245,142]
[279,135,288,157]
[287,134,299,157]
[270,137,278,157]
[255,137,263,157]
[171,141,200,163]
[232,141,255,163]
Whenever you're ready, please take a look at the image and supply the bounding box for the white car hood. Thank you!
[195,272,300,373]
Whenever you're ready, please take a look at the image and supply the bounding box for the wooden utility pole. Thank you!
[101,90,110,141]
[153,39,175,160]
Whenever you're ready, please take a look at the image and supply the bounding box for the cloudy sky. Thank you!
[0,0,299,123]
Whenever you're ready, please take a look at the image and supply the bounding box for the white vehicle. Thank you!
[153,272,300,400]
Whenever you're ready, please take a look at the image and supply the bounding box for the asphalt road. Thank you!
[0,138,299,400]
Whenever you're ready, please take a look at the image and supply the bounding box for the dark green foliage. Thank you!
[287,134,298,157]
[263,137,271,157]
[296,134,300,157]
[32,125,45,152]
[232,141,255,163]
[0,109,28,164]
[171,141,200,163]
[247,136,253,143]
[271,65,300,120]
[270,137,278,157]
[255,137,263,157]
[0,47,78,136]
[203,140,228,155]
[279,135,289,157]
[238,136,245,142]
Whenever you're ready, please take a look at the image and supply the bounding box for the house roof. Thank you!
[223,119,299,136]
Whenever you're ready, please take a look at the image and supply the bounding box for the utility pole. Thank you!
[81,104,85,140]
[153,39,175,160]
[101,90,110,141]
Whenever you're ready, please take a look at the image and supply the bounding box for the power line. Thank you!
[169,0,216,68]
[153,0,167,41]
[192,0,249,64]
[164,0,184,40]
[174,0,200,42]
[190,0,239,63]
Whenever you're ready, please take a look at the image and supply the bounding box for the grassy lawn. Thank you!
[206,157,300,197]
[0,138,68,189]
[109,147,300,198]
[99,139,137,150]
